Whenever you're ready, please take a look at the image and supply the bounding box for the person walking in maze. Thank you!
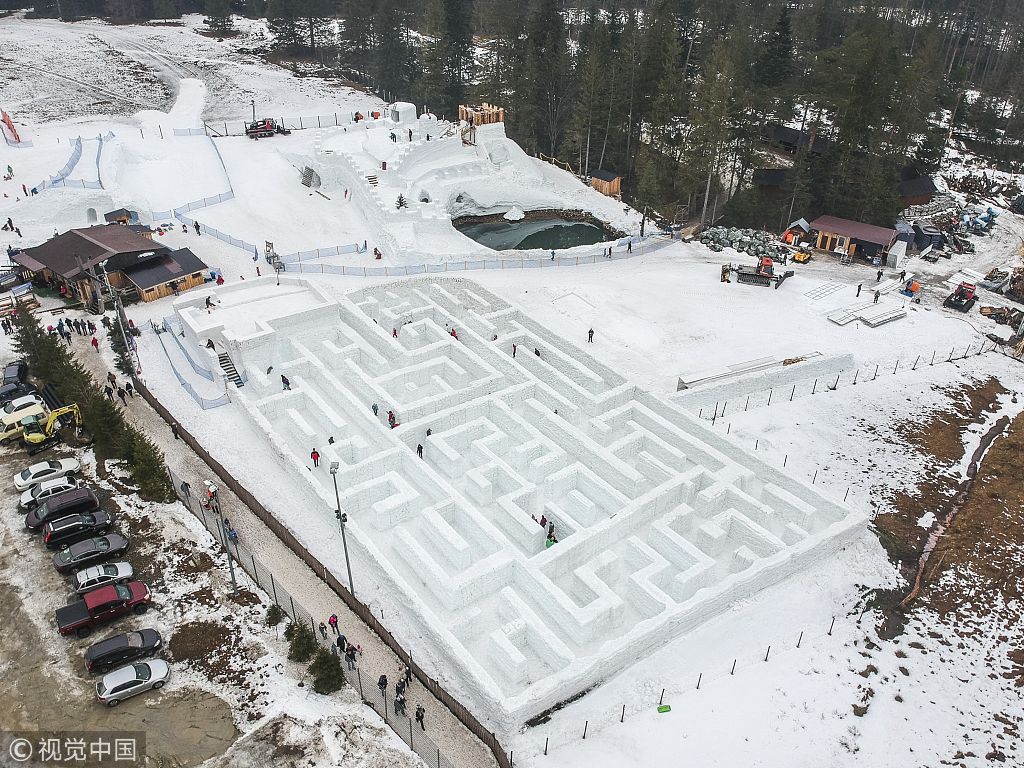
[194,221,201,235]
[345,644,357,670]
[311,449,320,467]
[394,692,406,715]
[378,674,388,696]
[512,343,517,358]
[415,704,426,730]
[318,621,328,640]
[416,444,423,459]
[328,614,338,634]
[281,374,291,390]
[588,328,594,343]
[372,403,379,417]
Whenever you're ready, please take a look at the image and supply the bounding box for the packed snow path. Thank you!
[175,277,866,725]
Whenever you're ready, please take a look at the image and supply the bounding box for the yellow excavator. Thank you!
[20,403,83,455]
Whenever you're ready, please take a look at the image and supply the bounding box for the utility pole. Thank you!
[330,462,355,597]
[207,482,238,594]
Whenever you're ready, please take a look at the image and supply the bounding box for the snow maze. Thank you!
[175,277,866,725]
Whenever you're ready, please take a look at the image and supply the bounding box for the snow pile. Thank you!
[169,276,867,730]
[504,206,525,222]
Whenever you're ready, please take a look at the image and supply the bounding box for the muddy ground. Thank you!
[0,449,239,767]
[862,375,1024,763]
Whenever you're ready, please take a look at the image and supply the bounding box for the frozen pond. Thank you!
[455,217,609,251]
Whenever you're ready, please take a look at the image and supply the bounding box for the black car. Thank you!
[0,381,36,407]
[25,488,101,532]
[52,534,129,574]
[84,629,162,674]
[2,360,28,386]
[42,511,114,550]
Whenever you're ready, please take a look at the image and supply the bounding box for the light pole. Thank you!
[207,481,238,594]
[251,99,256,123]
[330,462,355,597]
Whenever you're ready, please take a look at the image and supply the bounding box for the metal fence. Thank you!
[154,331,230,410]
[281,239,662,277]
[134,377,512,768]
[167,463,458,768]
[160,317,216,381]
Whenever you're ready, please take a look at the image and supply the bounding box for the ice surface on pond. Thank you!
[174,277,866,725]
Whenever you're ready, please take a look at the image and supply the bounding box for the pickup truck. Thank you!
[55,582,151,638]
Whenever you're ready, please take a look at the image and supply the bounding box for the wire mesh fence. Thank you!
[166,464,471,768]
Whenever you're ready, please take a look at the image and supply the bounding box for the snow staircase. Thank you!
[218,353,244,388]
[366,174,379,186]
[301,166,315,187]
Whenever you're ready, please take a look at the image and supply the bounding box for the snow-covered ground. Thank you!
[3,12,1024,768]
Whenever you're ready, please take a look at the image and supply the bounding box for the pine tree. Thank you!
[287,622,318,662]
[755,8,795,90]
[308,648,346,694]
[396,194,408,209]
[152,0,178,21]
[125,427,175,502]
[373,2,415,98]
[267,0,304,53]
[300,0,335,55]
[204,0,234,34]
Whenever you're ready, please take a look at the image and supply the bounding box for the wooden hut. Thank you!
[590,170,622,198]
[459,103,505,126]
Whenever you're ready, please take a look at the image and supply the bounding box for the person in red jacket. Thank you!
[310,449,320,468]
[90,336,99,353]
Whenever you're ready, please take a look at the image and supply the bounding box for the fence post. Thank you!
[852,370,858,385]
[582,721,588,740]
[767,389,773,406]
[797,631,804,648]
[765,645,771,662]
[409,718,414,745]
[250,553,260,587]
[812,470,817,484]
[828,616,836,635]
[893,360,899,374]
[948,347,954,361]
[659,688,665,705]
[783,454,788,467]
[790,385,795,401]
[696,673,702,690]
[730,659,736,675]
[931,350,936,365]
[812,379,817,394]
[269,571,278,603]
[844,487,850,502]
[289,595,296,620]
[745,395,750,411]
[620,704,625,722]
[913,354,920,370]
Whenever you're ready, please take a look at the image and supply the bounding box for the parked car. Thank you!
[42,511,113,549]
[72,562,134,595]
[3,393,46,418]
[0,381,37,407]
[95,659,170,706]
[25,488,100,531]
[0,404,45,445]
[2,359,28,386]
[84,629,162,673]
[52,534,130,574]
[19,475,79,511]
[13,458,81,491]
[55,581,151,638]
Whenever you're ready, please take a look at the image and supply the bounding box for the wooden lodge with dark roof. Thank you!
[13,224,207,305]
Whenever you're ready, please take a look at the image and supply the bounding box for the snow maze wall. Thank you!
[174,277,866,729]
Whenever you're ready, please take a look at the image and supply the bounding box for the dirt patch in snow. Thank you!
[872,377,1007,573]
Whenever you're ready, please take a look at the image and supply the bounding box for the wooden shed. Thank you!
[119,248,207,302]
[807,215,897,260]
[459,103,505,126]
[590,169,622,198]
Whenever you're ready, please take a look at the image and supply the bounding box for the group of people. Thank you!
[316,614,366,677]
[530,514,560,548]
[103,370,134,406]
[1,216,21,237]
[376,665,425,727]
[46,316,100,351]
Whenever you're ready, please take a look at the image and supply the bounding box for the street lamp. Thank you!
[330,461,355,597]
[206,481,238,594]
[251,99,256,123]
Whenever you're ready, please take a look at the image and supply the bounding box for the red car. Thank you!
[54,581,152,638]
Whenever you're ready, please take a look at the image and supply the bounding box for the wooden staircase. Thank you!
[218,353,244,388]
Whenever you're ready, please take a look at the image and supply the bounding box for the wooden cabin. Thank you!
[590,170,622,198]
[807,215,897,260]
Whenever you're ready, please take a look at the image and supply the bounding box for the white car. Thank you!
[3,394,46,417]
[13,458,81,492]
[19,475,78,511]
[95,660,171,707]
[72,562,134,594]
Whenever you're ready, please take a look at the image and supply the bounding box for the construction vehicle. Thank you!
[722,256,795,289]
[944,282,978,312]
[20,403,83,455]
[246,118,291,139]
